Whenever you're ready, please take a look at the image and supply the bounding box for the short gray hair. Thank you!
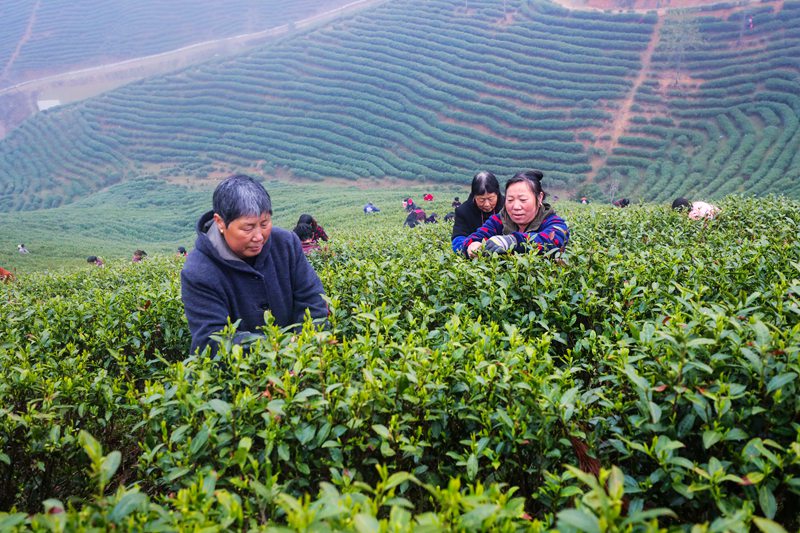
[212,174,272,224]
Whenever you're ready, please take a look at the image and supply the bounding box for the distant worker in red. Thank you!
[423,193,434,201]
[404,205,428,228]
[0,266,15,282]
[613,198,630,208]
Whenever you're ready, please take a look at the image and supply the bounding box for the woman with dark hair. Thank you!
[293,223,320,254]
[181,174,327,354]
[463,170,569,257]
[672,197,720,220]
[296,214,329,242]
[451,171,504,253]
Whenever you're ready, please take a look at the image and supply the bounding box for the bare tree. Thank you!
[660,9,704,86]
[607,172,622,203]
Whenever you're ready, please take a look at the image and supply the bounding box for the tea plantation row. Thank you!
[1,196,799,531]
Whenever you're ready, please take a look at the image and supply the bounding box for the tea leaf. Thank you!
[557,509,601,533]
[354,514,380,533]
[372,424,391,440]
[100,451,121,486]
[766,372,796,394]
[0,514,27,529]
[207,399,231,417]
[752,517,788,533]
[467,454,478,481]
[758,486,777,519]
[702,430,722,449]
[109,491,148,522]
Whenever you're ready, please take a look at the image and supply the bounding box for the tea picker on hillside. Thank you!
[672,197,720,220]
[181,174,327,354]
[132,250,147,262]
[17,243,29,254]
[87,256,104,267]
[404,205,427,228]
[463,170,569,258]
[293,223,320,255]
[0,265,15,281]
[451,171,504,253]
[363,202,380,214]
[296,214,328,242]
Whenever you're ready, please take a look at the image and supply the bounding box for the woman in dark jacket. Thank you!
[181,175,327,354]
[451,171,504,253]
[297,214,329,242]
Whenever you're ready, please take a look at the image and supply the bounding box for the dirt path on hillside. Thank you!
[0,0,385,96]
[592,13,663,176]
[552,0,783,180]
[1,0,40,81]
[0,0,388,139]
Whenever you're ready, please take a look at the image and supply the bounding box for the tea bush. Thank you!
[1,196,799,531]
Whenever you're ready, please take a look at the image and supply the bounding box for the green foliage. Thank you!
[1,195,799,529]
[0,178,462,273]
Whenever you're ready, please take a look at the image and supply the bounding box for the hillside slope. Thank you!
[0,0,798,210]
[0,0,361,138]
[0,0,355,87]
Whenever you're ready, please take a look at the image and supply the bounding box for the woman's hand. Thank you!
[467,241,483,258]
[485,235,516,253]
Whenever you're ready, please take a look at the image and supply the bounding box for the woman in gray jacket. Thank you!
[181,174,327,354]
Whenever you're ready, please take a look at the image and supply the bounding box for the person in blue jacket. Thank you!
[363,202,380,214]
[462,170,569,257]
[181,174,327,354]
